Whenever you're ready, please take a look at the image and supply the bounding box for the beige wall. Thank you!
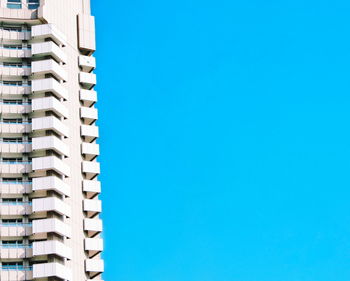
[0,0,103,280]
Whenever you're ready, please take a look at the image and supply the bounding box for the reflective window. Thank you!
[3,81,22,86]
[3,62,23,68]
[27,0,39,9]
[3,45,22,49]
[2,219,23,224]
[2,177,23,182]
[3,26,21,32]
[7,0,21,9]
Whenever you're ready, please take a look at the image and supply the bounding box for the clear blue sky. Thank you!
[92,1,350,280]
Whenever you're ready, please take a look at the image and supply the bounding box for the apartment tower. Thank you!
[0,0,103,280]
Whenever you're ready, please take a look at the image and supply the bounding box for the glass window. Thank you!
[3,99,23,104]
[3,62,23,68]
[3,81,22,86]
[2,177,23,182]
[2,219,23,224]
[7,0,21,9]
[2,198,23,203]
[3,45,22,49]
[2,157,23,162]
[2,262,23,269]
[2,240,23,245]
[2,118,23,124]
[3,26,21,32]
[27,0,39,9]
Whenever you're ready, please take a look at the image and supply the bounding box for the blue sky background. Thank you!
[92,0,350,280]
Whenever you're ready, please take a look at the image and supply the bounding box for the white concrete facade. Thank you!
[0,1,104,280]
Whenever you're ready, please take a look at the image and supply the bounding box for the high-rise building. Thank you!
[0,1,103,280]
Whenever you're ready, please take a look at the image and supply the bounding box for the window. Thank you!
[2,262,23,269]
[2,240,23,245]
[2,198,23,203]
[2,219,23,224]
[3,26,21,32]
[3,62,23,68]
[2,118,23,123]
[3,99,23,104]
[3,137,23,142]
[1,240,25,248]
[27,0,39,9]
[2,157,23,162]
[3,44,22,49]
[7,0,21,9]
[2,177,23,182]
[3,81,22,86]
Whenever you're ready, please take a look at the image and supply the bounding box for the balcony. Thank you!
[31,24,67,46]
[0,223,32,237]
[0,266,33,281]
[32,59,67,81]
[82,143,99,161]
[0,122,31,134]
[32,176,70,197]
[0,83,31,96]
[83,180,101,199]
[32,136,69,157]
[33,240,72,259]
[0,142,32,154]
[80,89,97,107]
[0,29,31,42]
[83,199,102,218]
[0,47,31,59]
[82,161,100,180]
[32,197,71,217]
[84,218,102,237]
[80,107,98,125]
[33,262,71,280]
[32,156,70,177]
[0,102,31,115]
[85,238,103,258]
[32,96,69,118]
[0,181,32,196]
[32,116,69,137]
[32,78,68,100]
[79,55,96,72]
[81,124,99,142]
[0,5,37,18]
[0,245,33,259]
[32,218,71,238]
[0,202,32,216]
[0,65,31,78]
[79,72,96,89]
[32,41,67,63]
[85,259,104,277]
[0,161,31,176]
